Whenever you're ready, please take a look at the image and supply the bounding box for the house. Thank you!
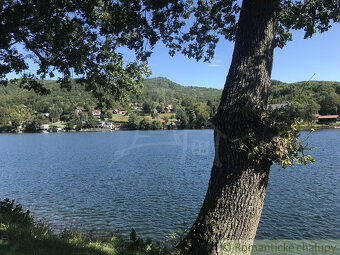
[52,125,65,132]
[97,121,105,128]
[119,110,126,115]
[75,106,85,115]
[92,109,101,116]
[44,113,50,118]
[113,109,119,114]
[40,124,49,130]
[315,114,339,123]
[104,122,114,129]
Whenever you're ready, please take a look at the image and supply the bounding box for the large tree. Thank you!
[1,0,339,254]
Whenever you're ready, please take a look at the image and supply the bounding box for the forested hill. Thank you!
[0,77,222,109]
[139,77,222,103]
[270,80,340,117]
[143,78,340,117]
[1,77,339,110]
[0,78,339,132]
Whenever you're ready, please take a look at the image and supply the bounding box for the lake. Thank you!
[0,129,339,241]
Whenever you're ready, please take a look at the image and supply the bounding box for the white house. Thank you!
[52,125,65,132]
[92,109,101,116]
[104,122,114,129]
[40,124,49,130]
[97,121,105,128]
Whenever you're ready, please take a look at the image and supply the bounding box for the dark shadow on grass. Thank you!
[0,237,113,255]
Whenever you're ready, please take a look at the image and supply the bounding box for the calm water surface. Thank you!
[0,129,339,240]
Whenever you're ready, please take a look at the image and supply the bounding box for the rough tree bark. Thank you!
[176,0,280,254]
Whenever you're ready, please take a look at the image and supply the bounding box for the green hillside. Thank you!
[0,78,339,132]
[140,77,222,104]
[270,81,340,121]
[0,78,222,132]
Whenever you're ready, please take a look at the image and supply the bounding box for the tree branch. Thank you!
[19,33,51,66]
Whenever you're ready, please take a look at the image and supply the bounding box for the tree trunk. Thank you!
[176,0,280,254]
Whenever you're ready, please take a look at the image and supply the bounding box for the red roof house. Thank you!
[315,114,339,123]
[92,109,101,116]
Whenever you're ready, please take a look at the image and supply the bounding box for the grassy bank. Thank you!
[298,122,340,131]
[0,199,171,255]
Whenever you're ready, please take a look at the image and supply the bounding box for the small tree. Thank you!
[128,114,141,130]
[0,107,10,130]
[176,108,189,128]
[25,113,45,132]
[102,111,113,120]
[85,115,98,128]
[303,100,320,124]
[9,110,23,131]
[142,101,155,114]
[150,120,163,130]
[139,118,153,130]
[319,93,340,115]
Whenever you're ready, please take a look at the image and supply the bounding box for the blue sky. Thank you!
[147,23,340,89]
[7,23,340,90]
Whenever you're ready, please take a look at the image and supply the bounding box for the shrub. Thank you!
[128,114,141,129]
[0,199,32,227]
[0,199,33,241]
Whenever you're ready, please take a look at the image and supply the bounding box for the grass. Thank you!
[298,121,340,130]
[111,115,129,123]
[0,233,169,255]
[0,199,170,255]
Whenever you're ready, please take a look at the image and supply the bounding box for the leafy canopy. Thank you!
[1,0,339,103]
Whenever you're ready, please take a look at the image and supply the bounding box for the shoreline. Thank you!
[1,124,339,134]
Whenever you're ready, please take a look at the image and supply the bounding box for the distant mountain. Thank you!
[270,80,340,102]
[271,80,285,86]
[139,77,222,104]
[1,78,339,111]
[1,78,339,133]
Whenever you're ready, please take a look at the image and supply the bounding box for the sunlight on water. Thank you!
[0,129,339,240]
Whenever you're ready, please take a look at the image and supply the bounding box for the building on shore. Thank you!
[92,109,101,116]
[40,124,49,130]
[52,125,65,132]
[315,114,339,123]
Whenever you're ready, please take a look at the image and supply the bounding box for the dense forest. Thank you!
[0,78,339,132]
[271,81,340,118]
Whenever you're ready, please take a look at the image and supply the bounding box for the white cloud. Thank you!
[208,58,223,67]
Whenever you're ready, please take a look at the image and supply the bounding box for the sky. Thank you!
[6,23,340,90]
[146,22,340,89]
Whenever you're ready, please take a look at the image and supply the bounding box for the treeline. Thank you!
[128,77,220,129]
[0,80,99,132]
[0,78,339,132]
[0,78,220,132]
[270,81,340,122]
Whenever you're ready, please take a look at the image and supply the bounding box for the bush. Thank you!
[0,199,169,255]
[139,118,151,130]
[0,199,33,241]
[128,114,141,129]
[0,199,32,227]
[150,120,163,130]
